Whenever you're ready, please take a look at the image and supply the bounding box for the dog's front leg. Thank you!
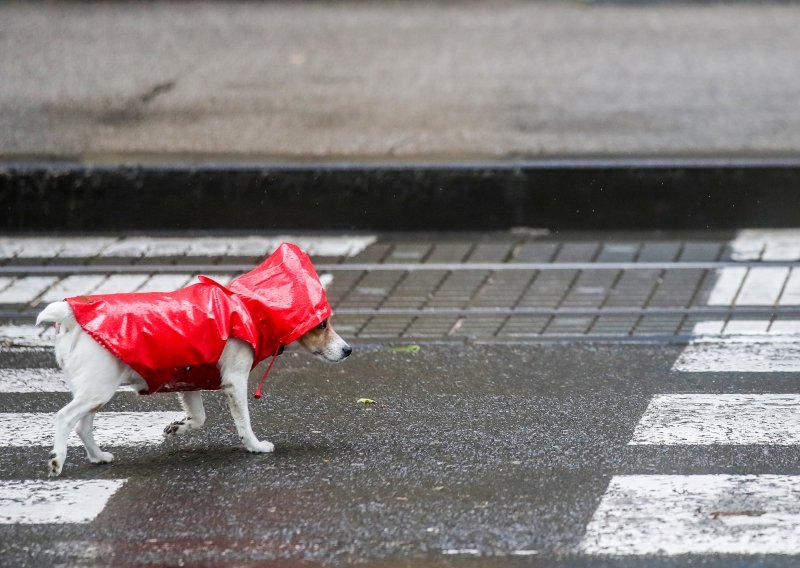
[164,391,207,437]
[220,374,274,453]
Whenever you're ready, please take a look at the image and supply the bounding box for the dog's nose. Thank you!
[342,345,353,358]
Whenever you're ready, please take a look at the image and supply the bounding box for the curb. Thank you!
[2,158,799,231]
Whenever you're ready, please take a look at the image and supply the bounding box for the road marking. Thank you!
[90,274,151,295]
[731,229,800,261]
[0,324,52,348]
[629,394,800,445]
[0,479,126,524]
[136,273,194,292]
[0,412,181,447]
[0,276,58,305]
[86,235,377,259]
[781,268,800,306]
[736,267,790,306]
[707,267,798,308]
[442,549,481,556]
[581,474,800,555]
[673,333,800,372]
[0,368,66,392]
[0,368,136,393]
[38,275,107,304]
[706,267,747,306]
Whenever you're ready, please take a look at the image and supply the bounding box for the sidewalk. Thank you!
[2,1,800,161]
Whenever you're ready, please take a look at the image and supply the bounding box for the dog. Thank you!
[35,243,351,477]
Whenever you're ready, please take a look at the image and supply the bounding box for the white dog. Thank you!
[36,294,350,477]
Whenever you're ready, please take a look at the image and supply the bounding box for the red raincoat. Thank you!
[67,243,331,394]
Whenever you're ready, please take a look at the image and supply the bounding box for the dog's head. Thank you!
[295,317,352,362]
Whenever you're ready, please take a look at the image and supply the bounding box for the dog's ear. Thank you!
[319,273,333,290]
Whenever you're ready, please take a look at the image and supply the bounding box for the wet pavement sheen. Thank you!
[1,231,800,566]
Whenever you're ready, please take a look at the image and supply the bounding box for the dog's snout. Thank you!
[342,345,353,358]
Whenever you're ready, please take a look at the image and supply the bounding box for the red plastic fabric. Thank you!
[67,242,331,394]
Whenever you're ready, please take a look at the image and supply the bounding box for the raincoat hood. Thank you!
[66,242,331,394]
[223,241,332,357]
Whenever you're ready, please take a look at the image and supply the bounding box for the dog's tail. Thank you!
[36,301,73,326]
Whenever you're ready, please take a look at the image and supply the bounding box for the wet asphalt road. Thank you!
[2,342,798,567]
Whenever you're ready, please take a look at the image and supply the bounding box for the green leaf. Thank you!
[387,344,420,353]
[357,398,376,405]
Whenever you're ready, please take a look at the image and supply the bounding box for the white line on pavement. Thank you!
[736,267,790,306]
[731,230,800,261]
[0,368,66,392]
[90,273,151,295]
[629,394,800,445]
[37,275,106,304]
[673,334,800,372]
[581,475,800,555]
[0,276,58,305]
[0,479,126,524]
[0,368,137,393]
[706,267,747,306]
[0,324,52,348]
[0,412,182,447]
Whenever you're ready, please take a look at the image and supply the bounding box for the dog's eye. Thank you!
[317,320,328,330]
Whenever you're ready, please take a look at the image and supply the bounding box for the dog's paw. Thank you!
[163,419,187,437]
[246,440,275,454]
[47,453,63,477]
[89,451,114,465]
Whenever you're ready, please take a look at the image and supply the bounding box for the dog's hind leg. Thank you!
[164,391,206,437]
[49,394,114,477]
[76,413,114,465]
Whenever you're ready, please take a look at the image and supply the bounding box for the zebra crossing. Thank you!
[0,230,799,560]
[581,229,800,556]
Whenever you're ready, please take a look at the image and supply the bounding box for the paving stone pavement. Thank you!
[0,230,798,343]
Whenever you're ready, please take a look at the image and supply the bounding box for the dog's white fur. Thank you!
[36,299,350,477]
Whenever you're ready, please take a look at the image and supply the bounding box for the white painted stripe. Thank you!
[442,549,481,556]
[690,320,800,337]
[0,276,58,304]
[319,273,334,290]
[0,368,136,393]
[730,229,800,261]
[630,394,800,445]
[780,268,800,306]
[723,319,771,335]
[3,237,114,259]
[38,275,106,304]
[0,412,181,447]
[97,236,376,259]
[0,368,66,392]
[581,474,800,555]
[706,267,746,306]
[13,238,65,259]
[186,274,236,287]
[101,237,191,258]
[673,336,800,372]
[55,237,116,259]
[135,274,193,292]
[736,267,790,306]
[0,479,126,524]
[0,276,13,294]
[770,320,800,334]
[90,274,150,295]
[0,324,52,348]
[0,238,23,258]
